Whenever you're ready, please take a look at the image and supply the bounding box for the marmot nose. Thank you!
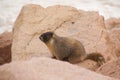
[39,36,44,41]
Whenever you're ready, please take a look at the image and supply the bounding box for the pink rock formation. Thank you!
[0,32,12,65]
[105,18,120,57]
[0,57,117,80]
[97,58,120,79]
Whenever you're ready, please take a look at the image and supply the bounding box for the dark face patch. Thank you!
[39,32,53,43]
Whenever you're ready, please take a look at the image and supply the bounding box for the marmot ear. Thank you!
[49,31,54,36]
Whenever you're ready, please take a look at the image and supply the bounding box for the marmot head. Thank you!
[39,31,54,43]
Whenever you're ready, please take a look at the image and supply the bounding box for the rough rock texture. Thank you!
[0,32,12,65]
[12,4,115,61]
[0,57,117,80]
[105,18,120,57]
[97,58,120,79]
[76,60,99,71]
[105,18,120,30]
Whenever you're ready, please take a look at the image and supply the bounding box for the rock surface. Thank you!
[97,58,120,79]
[105,18,120,57]
[76,59,99,71]
[12,4,114,61]
[105,18,120,30]
[0,57,117,80]
[0,32,12,65]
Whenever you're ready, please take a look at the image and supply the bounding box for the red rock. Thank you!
[97,58,120,79]
[0,57,117,80]
[105,18,120,30]
[0,32,12,65]
[105,18,120,57]
[76,60,99,71]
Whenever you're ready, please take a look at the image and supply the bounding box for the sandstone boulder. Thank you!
[0,32,12,65]
[97,58,120,79]
[105,18,120,57]
[0,57,117,80]
[12,4,115,61]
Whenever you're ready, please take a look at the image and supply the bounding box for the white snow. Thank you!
[0,0,120,33]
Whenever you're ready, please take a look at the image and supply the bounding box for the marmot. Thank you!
[39,31,105,66]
